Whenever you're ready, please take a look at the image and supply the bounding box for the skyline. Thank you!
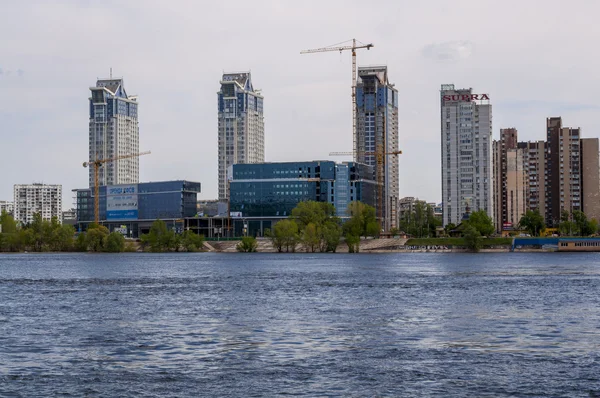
[2,0,600,208]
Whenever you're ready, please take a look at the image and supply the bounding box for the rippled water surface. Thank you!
[1,253,600,397]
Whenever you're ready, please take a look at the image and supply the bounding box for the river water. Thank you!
[1,253,599,397]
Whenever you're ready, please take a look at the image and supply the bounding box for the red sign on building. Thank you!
[443,94,490,102]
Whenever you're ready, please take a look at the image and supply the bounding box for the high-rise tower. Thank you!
[217,72,264,200]
[440,84,493,226]
[89,77,139,187]
[355,66,399,230]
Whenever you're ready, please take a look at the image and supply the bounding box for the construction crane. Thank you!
[83,151,151,224]
[329,150,402,231]
[301,39,374,158]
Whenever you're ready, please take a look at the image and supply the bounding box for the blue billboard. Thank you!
[106,184,138,221]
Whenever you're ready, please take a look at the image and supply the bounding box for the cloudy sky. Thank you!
[1,0,599,208]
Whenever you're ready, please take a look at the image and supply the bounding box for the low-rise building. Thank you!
[228,161,377,237]
[62,209,77,226]
[0,201,14,215]
[74,180,201,237]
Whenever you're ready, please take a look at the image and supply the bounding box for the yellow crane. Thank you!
[329,150,402,230]
[83,151,151,224]
[301,39,374,158]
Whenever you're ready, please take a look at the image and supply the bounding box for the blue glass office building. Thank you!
[229,161,377,236]
[75,180,201,237]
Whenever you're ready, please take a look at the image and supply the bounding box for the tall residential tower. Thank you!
[356,66,399,230]
[492,128,528,232]
[89,77,139,187]
[440,85,493,226]
[217,72,264,200]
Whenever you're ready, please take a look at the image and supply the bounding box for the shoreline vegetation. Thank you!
[1,204,595,254]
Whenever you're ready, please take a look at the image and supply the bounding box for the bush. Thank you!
[104,232,125,252]
[345,234,360,253]
[463,225,483,252]
[182,230,204,252]
[236,236,258,252]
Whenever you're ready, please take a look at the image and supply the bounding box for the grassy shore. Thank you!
[405,237,512,247]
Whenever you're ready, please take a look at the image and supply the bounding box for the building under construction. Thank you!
[355,66,399,231]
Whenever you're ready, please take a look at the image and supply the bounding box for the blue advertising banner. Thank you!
[106,184,138,220]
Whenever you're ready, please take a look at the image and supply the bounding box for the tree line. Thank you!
[0,211,129,252]
[397,201,441,238]
[0,212,204,253]
[518,209,598,237]
[265,200,378,253]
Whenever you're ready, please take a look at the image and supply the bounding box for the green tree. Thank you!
[366,221,380,238]
[590,219,599,235]
[104,232,125,252]
[345,201,377,238]
[321,221,342,252]
[86,224,109,252]
[0,211,17,234]
[291,201,336,231]
[345,234,360,253]
[573,211,594,236]
[236,236,258,252]
[301,222,320,253]
[466,210,495,236]
[181,230,204,252]
[518,210,546,237]
[559,220,577,236]
[271,219,299,252]
[141,219,177,252]
[463,225,483,252]
[52,224,75,251]
[75,232,88,252]
[444,223,457,236]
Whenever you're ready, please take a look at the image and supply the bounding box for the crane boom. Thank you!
[83,151,151,224]
[301,39,374,160]
[300,43,373,54]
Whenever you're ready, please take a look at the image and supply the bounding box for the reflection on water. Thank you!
[1,252,600,396]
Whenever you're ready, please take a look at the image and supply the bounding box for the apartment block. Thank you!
[0,201,14,215]
[493,129,528,232]
[580,138,600,222]
[13,184,62,225]
[440,84,493,226]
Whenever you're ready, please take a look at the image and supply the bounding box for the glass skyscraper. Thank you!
[355,66,399,231]
[89,77,139,187]
[217,72,264,200]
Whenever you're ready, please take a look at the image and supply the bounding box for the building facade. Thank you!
[13,184,62,225]
[580,138,600,222]
[75,180,200,237]
[493,128,528,232]
[523,140,546,215]
[356,66,399,231]
[440,84,493,226]
[0,201,14,215]
[89,77,139,188]
[229,161,377,236]
[218,72,265,200]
